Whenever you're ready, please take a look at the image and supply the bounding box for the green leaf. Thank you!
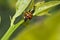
[10,0,31,26]
[33,1,60,16]
[15,0,31,17]
[35,1,45,9]
[26,0,34,11]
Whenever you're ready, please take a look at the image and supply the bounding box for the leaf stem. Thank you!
[1,20,24,40]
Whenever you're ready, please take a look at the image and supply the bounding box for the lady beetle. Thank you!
[24,6,35,22]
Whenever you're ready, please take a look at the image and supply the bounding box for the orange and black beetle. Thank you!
[24,6,35,22]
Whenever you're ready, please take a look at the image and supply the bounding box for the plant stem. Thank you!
[1,20,24,40]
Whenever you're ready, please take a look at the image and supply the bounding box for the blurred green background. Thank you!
[0,0,60,40]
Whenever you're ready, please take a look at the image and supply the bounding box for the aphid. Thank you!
[24,6,35,22]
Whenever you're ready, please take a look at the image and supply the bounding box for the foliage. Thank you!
[0,0,60,40]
